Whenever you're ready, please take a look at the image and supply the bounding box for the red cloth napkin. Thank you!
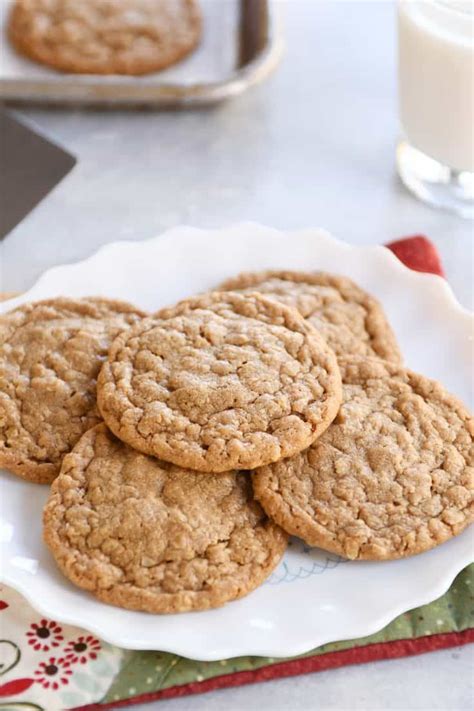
[80,235,470,710]
[387,236,445,277]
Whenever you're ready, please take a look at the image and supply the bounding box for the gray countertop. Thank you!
[1,1,472,709]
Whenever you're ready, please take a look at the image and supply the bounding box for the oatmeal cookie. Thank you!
[0,297,146,484]
[8,0,201,75]
[218,270,402,362]
[97,291,342,472]
[252,357,474,560]
[44,424,288,613]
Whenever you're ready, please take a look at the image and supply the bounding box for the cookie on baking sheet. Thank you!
[97,291,342,473]
[218,270,402,363]
[44,424,288,613]
[8,0,201,76]
[252,357,474,561]
[0,297,146,484]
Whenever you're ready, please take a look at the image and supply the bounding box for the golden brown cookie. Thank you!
[252,357,474,561]
[44,424,288,613]
[8,0,201,75]
[97,291,342,473]
[0,297,146,484]
[218,270,402,363]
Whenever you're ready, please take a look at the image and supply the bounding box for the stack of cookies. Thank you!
[0,272,472,614]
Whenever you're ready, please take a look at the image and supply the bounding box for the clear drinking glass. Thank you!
[397,1,474,218]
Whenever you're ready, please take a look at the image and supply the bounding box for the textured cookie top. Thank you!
[44,424,287,613]
[252,357,474,561]
[0,297,145,484]
[97,291,342,472]
[218,270,402,363]
[8,0,201,75]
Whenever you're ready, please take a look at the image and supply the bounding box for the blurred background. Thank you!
[1,0,472,308]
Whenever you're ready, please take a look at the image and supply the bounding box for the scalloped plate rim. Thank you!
[1,537,472,659]
[1,222,471,321]
[0,222,472,659]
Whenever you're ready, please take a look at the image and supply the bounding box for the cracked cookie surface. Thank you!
[252,357,474,560]
[0,297,146,484]
[218,270,402,362]
[44,423,288,613]
[9,0,201,75]
[97,291,342,472]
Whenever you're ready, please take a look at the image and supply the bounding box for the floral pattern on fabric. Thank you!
[26,620,64,652]
[0,585,124,711]
[64,636,101,665]
[34,656,73,690]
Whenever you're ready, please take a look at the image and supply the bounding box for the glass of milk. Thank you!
[397,1,474,218]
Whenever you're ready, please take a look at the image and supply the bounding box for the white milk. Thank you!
[398,1,474,172]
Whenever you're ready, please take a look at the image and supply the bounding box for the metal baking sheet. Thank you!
[0,0,282,106]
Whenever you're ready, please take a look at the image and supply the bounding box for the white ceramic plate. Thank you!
[1,223,473,660]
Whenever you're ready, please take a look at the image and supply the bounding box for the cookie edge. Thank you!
[97,291,343,472]
[8,0,202,76]
[217,270,403,364]
[252,356,474,561]
[43,424,288,613]
[0,296,147,483]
